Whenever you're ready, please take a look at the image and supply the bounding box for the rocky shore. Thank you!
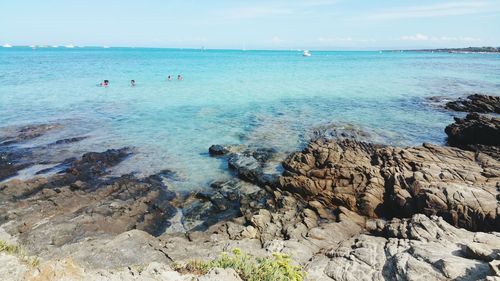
[1,95,499,280]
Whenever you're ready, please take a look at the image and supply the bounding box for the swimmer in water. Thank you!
[167,75,172,81]
[100,80,109,87]
[177,74,183,81]
[131,80,136,87]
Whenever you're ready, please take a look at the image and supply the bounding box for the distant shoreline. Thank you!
[2,45,500,53]
[407,46,500,54]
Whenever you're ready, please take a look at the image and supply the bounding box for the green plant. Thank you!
[174,248,305,281]
[0,239,40,267]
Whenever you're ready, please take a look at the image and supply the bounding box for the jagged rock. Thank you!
[445,113,500,159]
[209,145,280,187]
[180,179,267,231]
[0,149,177,259]
[279,138,500,231]
[307,215,500,281]
[445,94,500,114]
[227,148,278,187]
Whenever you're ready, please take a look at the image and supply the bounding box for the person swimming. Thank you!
[100,80,109,87]
[131,80,136,87]
[167,75,172,81]
[177,74,183,81]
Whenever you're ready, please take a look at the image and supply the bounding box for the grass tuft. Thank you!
[0,240,40,267]
[173,248,305,281]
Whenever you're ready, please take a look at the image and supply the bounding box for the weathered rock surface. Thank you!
[279,138,500,231]
[2,118,500,281]
[1,251,243,281]
[0,148,177,260]
[445,94,500,114]
[445,113,500,159]
[308,214,500,281]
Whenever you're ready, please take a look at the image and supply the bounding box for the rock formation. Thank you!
[445,113,500,159]
[1,114,500,280]
[278,138,499,232]
[445,94,500,114]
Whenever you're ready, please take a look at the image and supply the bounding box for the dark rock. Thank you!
[15,123,62,142]
[0,152,30,181]
[445,113,500,159]
[0,123,62,146]
[0,150,178,256]
[227,148,278,187]
[445,113,500,146]
[208,145,230,156]
[445,94,500,113]
[65,148,131,182]
[51,136,88,146]
[35,157,76,175]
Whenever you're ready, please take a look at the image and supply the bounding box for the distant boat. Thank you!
[303,50,311,57]
[2,44,12,48]
[65,45,75,48]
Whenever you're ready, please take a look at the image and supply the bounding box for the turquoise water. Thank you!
[1,47,499,190]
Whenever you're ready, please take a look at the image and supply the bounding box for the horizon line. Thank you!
[2,44,499,52]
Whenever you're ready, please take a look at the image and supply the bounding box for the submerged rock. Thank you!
[208,144,230,156]
[0,151,30,181]
[0,123,89,182]
[180,179,268,231]
[209,145,280,187]
[445,94,500,113]
[0,123,62,145]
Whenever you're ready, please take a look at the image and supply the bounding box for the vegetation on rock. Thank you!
[174,248,305,281]
[0,239,40,267]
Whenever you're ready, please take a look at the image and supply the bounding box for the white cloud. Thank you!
[225,6,293,19]
[271,36,284,44]
[401,33,429,41]
[318,37,375,43]
[400,34,481,42]
[364,1,499,20]
[222,0,340,19]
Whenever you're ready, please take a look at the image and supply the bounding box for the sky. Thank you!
[1,0,500,50]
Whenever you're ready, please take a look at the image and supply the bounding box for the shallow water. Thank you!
[1,47,499,190]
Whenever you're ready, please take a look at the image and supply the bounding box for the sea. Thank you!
[1,47,499,190]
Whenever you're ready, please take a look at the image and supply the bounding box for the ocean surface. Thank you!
[1,47,499,190]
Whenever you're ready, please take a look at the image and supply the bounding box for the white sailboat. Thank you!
[303,50,311,57]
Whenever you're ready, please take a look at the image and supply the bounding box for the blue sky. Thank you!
[1,0,499,50]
